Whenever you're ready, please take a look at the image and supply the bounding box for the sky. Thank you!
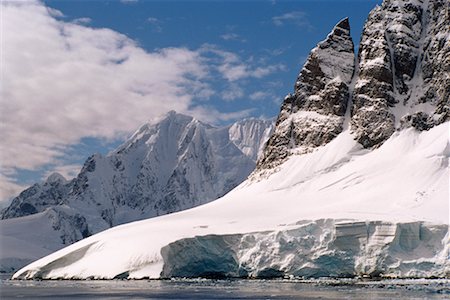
[0,0,382,206]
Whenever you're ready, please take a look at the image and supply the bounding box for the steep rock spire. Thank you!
[257,18,355,171]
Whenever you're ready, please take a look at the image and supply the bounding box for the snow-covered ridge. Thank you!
[229,118,274,161]
[0,112,273,272]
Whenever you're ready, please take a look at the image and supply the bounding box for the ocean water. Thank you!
[1,276,449,299]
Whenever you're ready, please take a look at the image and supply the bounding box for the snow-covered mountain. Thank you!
[0,112,273,272]
[229,118,274,162]
[13,121,449,280]
[11,0,450,279]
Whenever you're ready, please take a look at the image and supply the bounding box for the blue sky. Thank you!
[45,0,380,116]
[1,0,381,204]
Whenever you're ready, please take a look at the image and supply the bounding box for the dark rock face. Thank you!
[48,208,91,244]
[257,18,355,170]
[352,0,449,147]
[400,112,435,131]
[258,0,448,172]
[1,175,70,219]
[420,0,450,123]
[351,4,397,148]
[294,17,354,117]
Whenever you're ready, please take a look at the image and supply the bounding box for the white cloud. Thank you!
[0,1,225,200]
[219,64,248,81]
[147,17,162,32]
[264,46,290,57]
[272,11,311,28]
[222,84,244,101]
[0,1,273,202]
[249,91,271,101]
[203,46,285,82]
[0,174,28,209]
[46,7,64,18]
[253,64,286,78]
[220,33,246,42]
[72,17,92,25]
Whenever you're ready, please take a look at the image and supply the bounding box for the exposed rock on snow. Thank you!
[257,18,355,170]
[259,0,449,171]
[351,0,449,148]
[2,173,70,219]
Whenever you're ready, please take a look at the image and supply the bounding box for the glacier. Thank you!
[0,113,273,272]
[12,122,449,279]
[9,0,450,279]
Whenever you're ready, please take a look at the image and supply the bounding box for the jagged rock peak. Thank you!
[335,17,350,30]
[317,17,351,53]
[257,0,448,173]
[256,18,355,172]
[295,17,354,102]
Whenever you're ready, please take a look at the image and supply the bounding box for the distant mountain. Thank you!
[12,0,448,280]
[0,112,273,272]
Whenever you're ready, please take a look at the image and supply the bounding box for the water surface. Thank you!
[1,275,449,299]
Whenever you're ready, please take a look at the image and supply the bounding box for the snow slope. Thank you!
[10,0,449,279]
[0,112,273,272]
[13,122,449,279]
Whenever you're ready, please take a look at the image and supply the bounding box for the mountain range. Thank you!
[8,0,450,279]
[0,113,273,272]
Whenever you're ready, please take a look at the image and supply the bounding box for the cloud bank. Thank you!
[0,1,285,202]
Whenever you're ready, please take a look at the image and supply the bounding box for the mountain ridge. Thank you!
[0,112,273,272]
[8,0,450,279]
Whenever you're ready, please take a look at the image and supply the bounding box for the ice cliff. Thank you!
[161,220,448,279]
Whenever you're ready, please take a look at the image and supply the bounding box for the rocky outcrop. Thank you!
[350,3,397,148]
[351,0,449,148]
[257,18,355,170]
[257,0,449,172]
[1,173,70,219]
[419,0,449,123]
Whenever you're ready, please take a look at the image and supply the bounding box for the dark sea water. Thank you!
[1,275,449,299]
